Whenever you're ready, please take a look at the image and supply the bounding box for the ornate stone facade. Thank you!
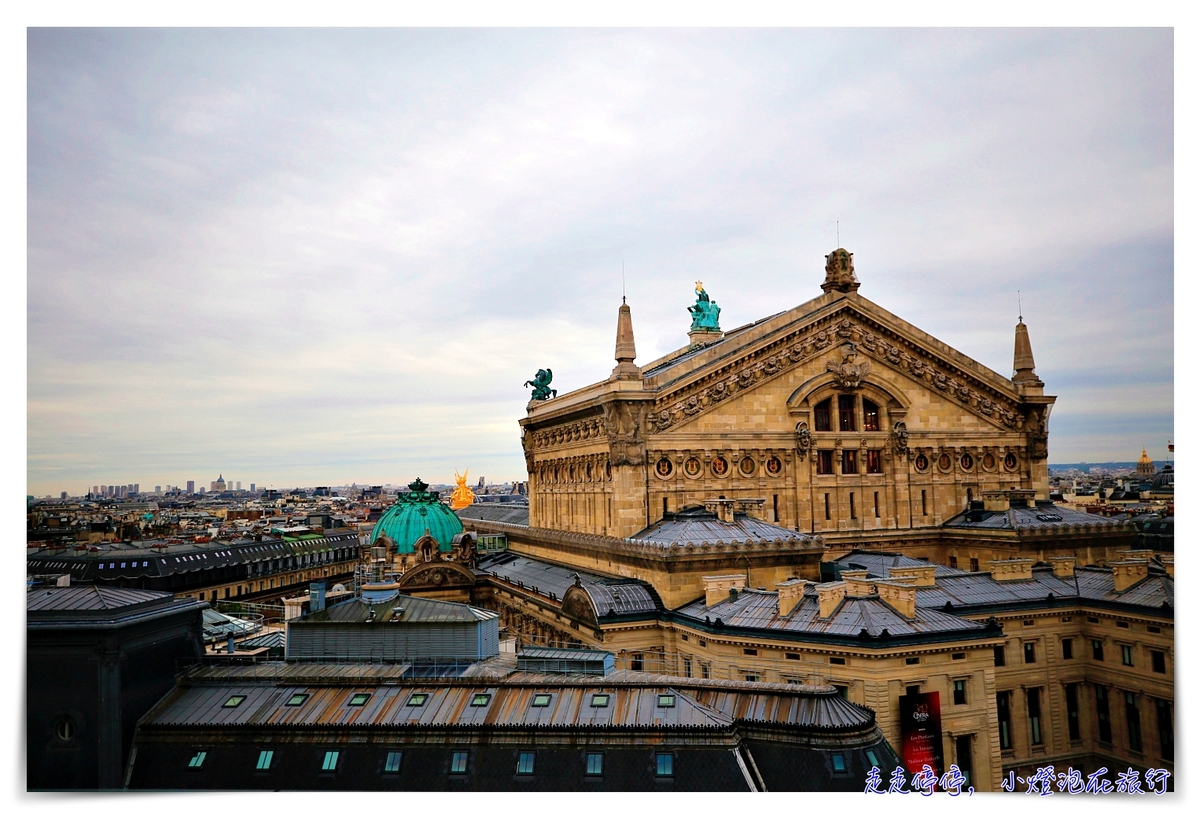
[519,250,1056,548]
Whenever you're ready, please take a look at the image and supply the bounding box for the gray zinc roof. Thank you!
[456,504,530,526]
[478,552,662,617]
[27,586,172,613]
[296,593,499,625]
[943,502,1131,532]
[676,588,988,639]
[632,507,817,546]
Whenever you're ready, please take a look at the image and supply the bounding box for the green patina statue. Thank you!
[524,368,557,401]
[688,281,721,332]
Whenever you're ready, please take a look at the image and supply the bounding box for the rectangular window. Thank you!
[1024,642,1036,664]
[591,694,610,708]
[1152,650,1166,673]
[450,751,469,774]
[955,735,973,788]
[348,692,371,707]
[256,750,274,771]
[849,492,857,519]
[683,657,692,677]
[817,451,834,475]
[814,399,832,431]
[907,685,920,697]
[834,685,849,699]
[321,750,339,772]
[842,449,858,475]
[838,395,856,431]
[1121,645,1134,667]
[831,752,846,773]
[997,692,1013,750]
[1065,683,1081,741]
[873,490,880,517]
[658,694,676,708]
[905,657,920,665]
[866,749,879,768]
[384,751,402,773]
[516,751,536,775]
[743,673,759,683]
[1155,698,1173,761]
[953,679,967,705]
[866,450,882,474]
[586,752,604,776]
[743,648,757,656]
[406,693,428,707]
[656,753,674,777]
[786,652,800,661]
[824,493,831,520]
[531,693,552,707]
[1125,692,1142,752]
[1027,688,1043,745]
[1096,685,1112,743]
[700,662,710,679]
[1092,640,1104,661]
[829,656,846,665]
[949,556,958,569]
[1062,638,1074,660]
[471,693,491,707]
[921,490,927,516]
[223,695,247,708]
[631,653,644,672]
[970,557,979,572]
[863,400,880,431]
[188,750,207,769]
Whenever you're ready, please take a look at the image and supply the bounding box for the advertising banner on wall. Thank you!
[898,691,944,777]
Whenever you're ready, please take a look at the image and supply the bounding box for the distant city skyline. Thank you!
[27,29,1173,496]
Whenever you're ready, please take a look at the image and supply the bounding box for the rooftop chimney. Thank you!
[817,583,848,619]
[988,558,1034,582]
[610,300,641,381]
[875,580,917,619]
[703,574,747,607]
[705,498,736,523]
[776,578,811,617]
[1112,559,1150,593]
[889,565,938,587]
[1049,555,1076,578]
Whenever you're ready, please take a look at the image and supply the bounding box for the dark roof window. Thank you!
[406,693,428,707]
[347,693,371,707]
[285,693,309,707]
[591,693,610,708]
[222,695,246,708]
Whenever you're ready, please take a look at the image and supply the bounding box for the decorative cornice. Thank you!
[647,311,1024,434]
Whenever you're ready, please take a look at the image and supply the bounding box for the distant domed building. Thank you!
[371,478,464,558]
[1137,448,1155,477]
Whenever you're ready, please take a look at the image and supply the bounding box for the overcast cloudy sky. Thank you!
[26,28,1173,496]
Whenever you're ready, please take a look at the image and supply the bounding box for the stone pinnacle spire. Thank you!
[1012,317,1041,386]
[610,299,641,381]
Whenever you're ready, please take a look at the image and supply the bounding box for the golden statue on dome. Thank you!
[449,469,476,509]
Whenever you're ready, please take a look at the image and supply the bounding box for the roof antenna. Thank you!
[1018,290,1023,322]
[836,220,839,247]
[622,259,626,304]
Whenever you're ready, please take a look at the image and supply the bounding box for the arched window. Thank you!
[863,399,880,432]
[814,398,832,431]
[838,396,856,431]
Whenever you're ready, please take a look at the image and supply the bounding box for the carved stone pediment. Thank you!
[648,309,1022,433]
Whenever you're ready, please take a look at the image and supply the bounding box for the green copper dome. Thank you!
[370,478,463,554]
